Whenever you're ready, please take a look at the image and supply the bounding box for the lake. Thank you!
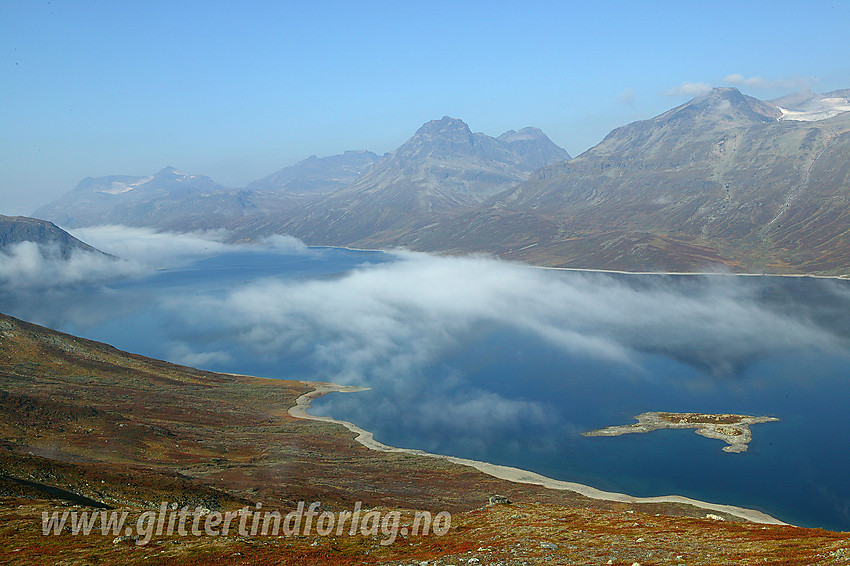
[3,241,849,531]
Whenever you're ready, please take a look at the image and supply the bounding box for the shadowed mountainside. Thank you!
[0,215,110,259]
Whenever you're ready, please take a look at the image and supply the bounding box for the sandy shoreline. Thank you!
[289,381,787,526]
[537,264,850,280]
[315,244,850,281]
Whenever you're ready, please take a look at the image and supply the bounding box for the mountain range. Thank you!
[243,118,570,245]
[395,88,850,273]
[33,119,569,238]
[31,87,850,274]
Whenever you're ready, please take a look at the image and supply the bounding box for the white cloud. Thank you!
[665,82,713,97]
[724,74,813,91]
[1,224,312,297]
[4,246,843,455]
[259,234,309,253]
[0,241,146,289]
[165,252,839,383]
[618,88,636,106]
[168,343,233,367]
[67,225,311,267]
[151,251,844,452]
[725,73,756,87]
[67,226,234,267]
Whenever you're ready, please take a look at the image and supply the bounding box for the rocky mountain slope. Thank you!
[0,215,109,259]
[244,117,570,245]
[396,88,850,274]
[247,149,379,194]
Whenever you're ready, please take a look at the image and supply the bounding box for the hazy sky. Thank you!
[1,0,848,215]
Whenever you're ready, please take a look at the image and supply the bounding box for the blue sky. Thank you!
[1,0,848,215]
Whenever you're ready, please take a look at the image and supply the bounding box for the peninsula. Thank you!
[583,412,779,453]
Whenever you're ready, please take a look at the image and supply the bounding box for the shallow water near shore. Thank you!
[3,244,849,530]
[314,336,850,530]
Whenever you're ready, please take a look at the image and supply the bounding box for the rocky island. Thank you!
[583,412,779,453]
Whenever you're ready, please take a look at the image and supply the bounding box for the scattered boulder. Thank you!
[488,495,511,506]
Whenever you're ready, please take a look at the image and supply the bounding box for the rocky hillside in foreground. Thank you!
[2,311,849,564]
[0,215,110,259]
[393,88,850,274]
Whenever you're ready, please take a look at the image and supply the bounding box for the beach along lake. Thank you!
[3,239,849,530]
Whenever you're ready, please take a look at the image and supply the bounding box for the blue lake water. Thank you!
[2,244,849,531]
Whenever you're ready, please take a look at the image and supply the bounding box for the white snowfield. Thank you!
[97,171,197,194]
[777,96,850,121]
[101,176,154,194]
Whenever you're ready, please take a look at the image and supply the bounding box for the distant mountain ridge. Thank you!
[34,118,571,243]
[33,166,311,232]
[30,89,850,274]
[247,150,379,194]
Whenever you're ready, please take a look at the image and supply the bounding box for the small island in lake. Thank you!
[583,412,779,453]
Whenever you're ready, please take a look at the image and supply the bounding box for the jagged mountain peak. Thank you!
[400,118,568,165]
[498,127,548,142]
[390,117,483,163]
[411,116,474,142]
[269,117,572,245]
[307,118,572,230]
